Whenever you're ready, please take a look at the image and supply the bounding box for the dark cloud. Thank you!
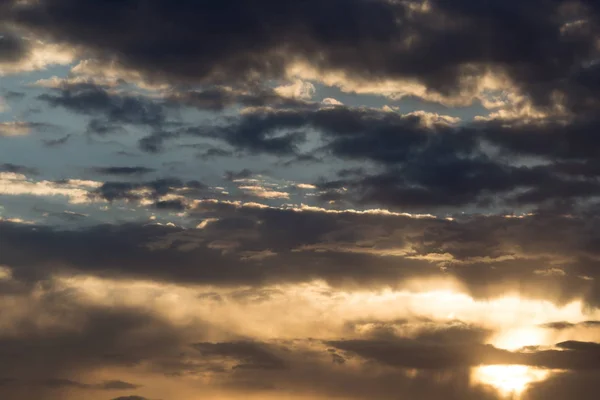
[0,163,38,175]
[173,106,452,160]
[6,0,402,85]
[100,381,142,390]
[92,166,155,176]
[16,92,600,211]
[176,106,600,210]
[38,83,167,129]
[14,0,595,210]
[0,30,28,63]
[182,117,307,156]
[154,199,186,212]
[328,337,600,370]
[224,169,254,181]
[4,2,600,397]
[110,397,149,400]
[43,133,72,147]
[92,178,205,203]
[0,202,599,305]
[0,285,191,400]
[7,0,600,115]
[42,378,140,390]
[193,341,287,370]
[167,87,312,111]
[540,321,600,330]
[327,339,513,370]
[482,117,600,161]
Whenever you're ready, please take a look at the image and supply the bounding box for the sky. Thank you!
[2,1,600,399]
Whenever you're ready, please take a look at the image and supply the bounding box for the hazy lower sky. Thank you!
[2,1,600,399]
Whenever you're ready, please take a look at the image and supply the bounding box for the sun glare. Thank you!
[474,365,549,397]
[492,327,547,351]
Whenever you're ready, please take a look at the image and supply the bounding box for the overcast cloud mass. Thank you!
[2,1,600,399]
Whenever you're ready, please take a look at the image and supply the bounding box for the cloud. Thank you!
[0,121,56,137]
[0,200,599,307]
[4,0,599,120]
[0,172,101,204]
[4,1,600,398]
[38,82,167,129]
[0,163,38,175]
[110,397,149,400]
[0,281,190,399]
[92,167,156,176]
[91,178,206,208]
[169,105,600,211]
[0,242,599,399]
[328,337,600,371]
[225,169,254,181]
[42,133,71,147]
[0,121,32,136]
[274,80,316,100]
[41,378,140,390]
[0,29,74,76]
[12,0,600,213]
[295,183,316,190]
[238,185,289,199]
[192,341,287,370]
[540,321,600,330]
[166,86,313,111]
[321,98,343,106]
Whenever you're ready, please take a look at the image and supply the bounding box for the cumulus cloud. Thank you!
[6,0,595,112]
[3,1,600,398]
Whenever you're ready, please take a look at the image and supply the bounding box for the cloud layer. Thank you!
[2,1,600,399]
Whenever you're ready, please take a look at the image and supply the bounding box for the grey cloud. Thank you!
[193,341,287,370]
[167,86,313,111]
[0,30,28,63]
[43,133,72,147]
[328,338,600,371]
[38,83,167,129]
[0,202,600,305]
[92,166,156,176]
[0,163,38,175]
[42,378,140,390]
[224,169,254,181]
[7,0,600,116]
[0,286,191,399]
[192,106,600,210]
[92,178,205,203]
[540,321,600,330]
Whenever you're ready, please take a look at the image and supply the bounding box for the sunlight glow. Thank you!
[492,327,547,350]
[474,365,549,397]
